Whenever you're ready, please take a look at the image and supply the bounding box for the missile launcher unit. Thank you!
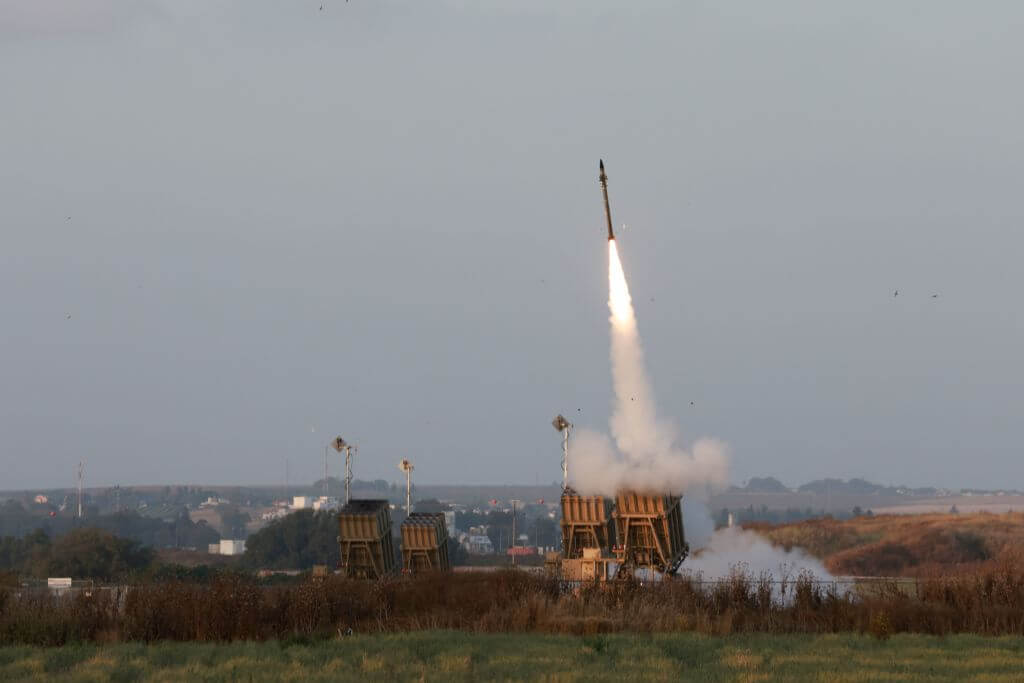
[560,487,615,559]
[611,491,688,574]
[400,512,451,573]
[338,499,397,579]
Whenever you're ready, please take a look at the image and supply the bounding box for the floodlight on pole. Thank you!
[552,414,572,489]
[398,459,414,516]
[331,437,355,505]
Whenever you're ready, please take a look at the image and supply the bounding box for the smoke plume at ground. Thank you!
[569,240,728,495]
[680,501,835,581]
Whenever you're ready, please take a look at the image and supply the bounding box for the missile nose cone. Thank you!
[599,159,605,171]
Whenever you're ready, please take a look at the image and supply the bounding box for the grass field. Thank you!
[2,632,1023,682]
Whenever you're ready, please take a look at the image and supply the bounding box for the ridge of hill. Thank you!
[748,512,1024,577]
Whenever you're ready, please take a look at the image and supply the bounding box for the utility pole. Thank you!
[322,444,329,498]
[511,500,517,566]
[76,461,85,518]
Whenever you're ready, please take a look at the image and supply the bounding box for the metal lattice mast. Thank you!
[399,459,414,516]
[552,415,572,489]
[331,437,355,504]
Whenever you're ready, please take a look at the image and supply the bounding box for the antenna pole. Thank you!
[405,466,412,516]
[323,444,328,498]
[511,499,517,566]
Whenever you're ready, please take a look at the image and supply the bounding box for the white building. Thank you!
[291,496,312,510]
[219,539,246,555]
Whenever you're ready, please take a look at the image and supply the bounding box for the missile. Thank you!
[599,159,615,241]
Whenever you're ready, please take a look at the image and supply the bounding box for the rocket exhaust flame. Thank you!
[608,240,632,326]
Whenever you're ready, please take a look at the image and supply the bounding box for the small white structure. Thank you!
[291,496,312,510]
[261,508,288,522]
[208,543,221,554]
[47,577,72,593]
[443,510,456,537]
[464,535,494,555]
[312,496,339,511]
[219,539,246,555]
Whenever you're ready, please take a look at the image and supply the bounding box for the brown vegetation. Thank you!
[4,564,1024,645]
[747,512,1024,576]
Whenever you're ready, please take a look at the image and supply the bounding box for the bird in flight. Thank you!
[931,293,939,299]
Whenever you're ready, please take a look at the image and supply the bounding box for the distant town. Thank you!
[3,476,1022,574]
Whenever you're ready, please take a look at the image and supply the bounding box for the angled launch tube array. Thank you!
[400,512,451,573]
[338,499,397,579]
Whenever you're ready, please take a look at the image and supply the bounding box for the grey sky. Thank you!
[2,1,1022,491]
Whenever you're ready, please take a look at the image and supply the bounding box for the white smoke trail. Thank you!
[571,238,833,582]
[570,240,729,495]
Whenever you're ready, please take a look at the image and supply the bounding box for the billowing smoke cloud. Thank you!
[681,502,834,581]
[571,428,729,495]
[569,241,728,495]
[684,527,834,581]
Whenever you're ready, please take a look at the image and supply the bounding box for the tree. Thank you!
[44,529,153,580]
[413,499,446,514]
[218,507,251,539]
[243,510,339,570]
[446,538,467,566]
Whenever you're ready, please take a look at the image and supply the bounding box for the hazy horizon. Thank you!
[3,1,1022,491]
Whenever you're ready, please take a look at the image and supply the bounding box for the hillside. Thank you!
[748,512,1024,577]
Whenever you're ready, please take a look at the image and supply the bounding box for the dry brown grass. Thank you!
[3,564,1024,645]
[747,512,1024,576]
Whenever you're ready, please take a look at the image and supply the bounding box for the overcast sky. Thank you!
[2,1,1022,491]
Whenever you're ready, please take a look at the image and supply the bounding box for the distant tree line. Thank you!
[0,501,218,549]
[716,505,865,527]
[0,528,154,581]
